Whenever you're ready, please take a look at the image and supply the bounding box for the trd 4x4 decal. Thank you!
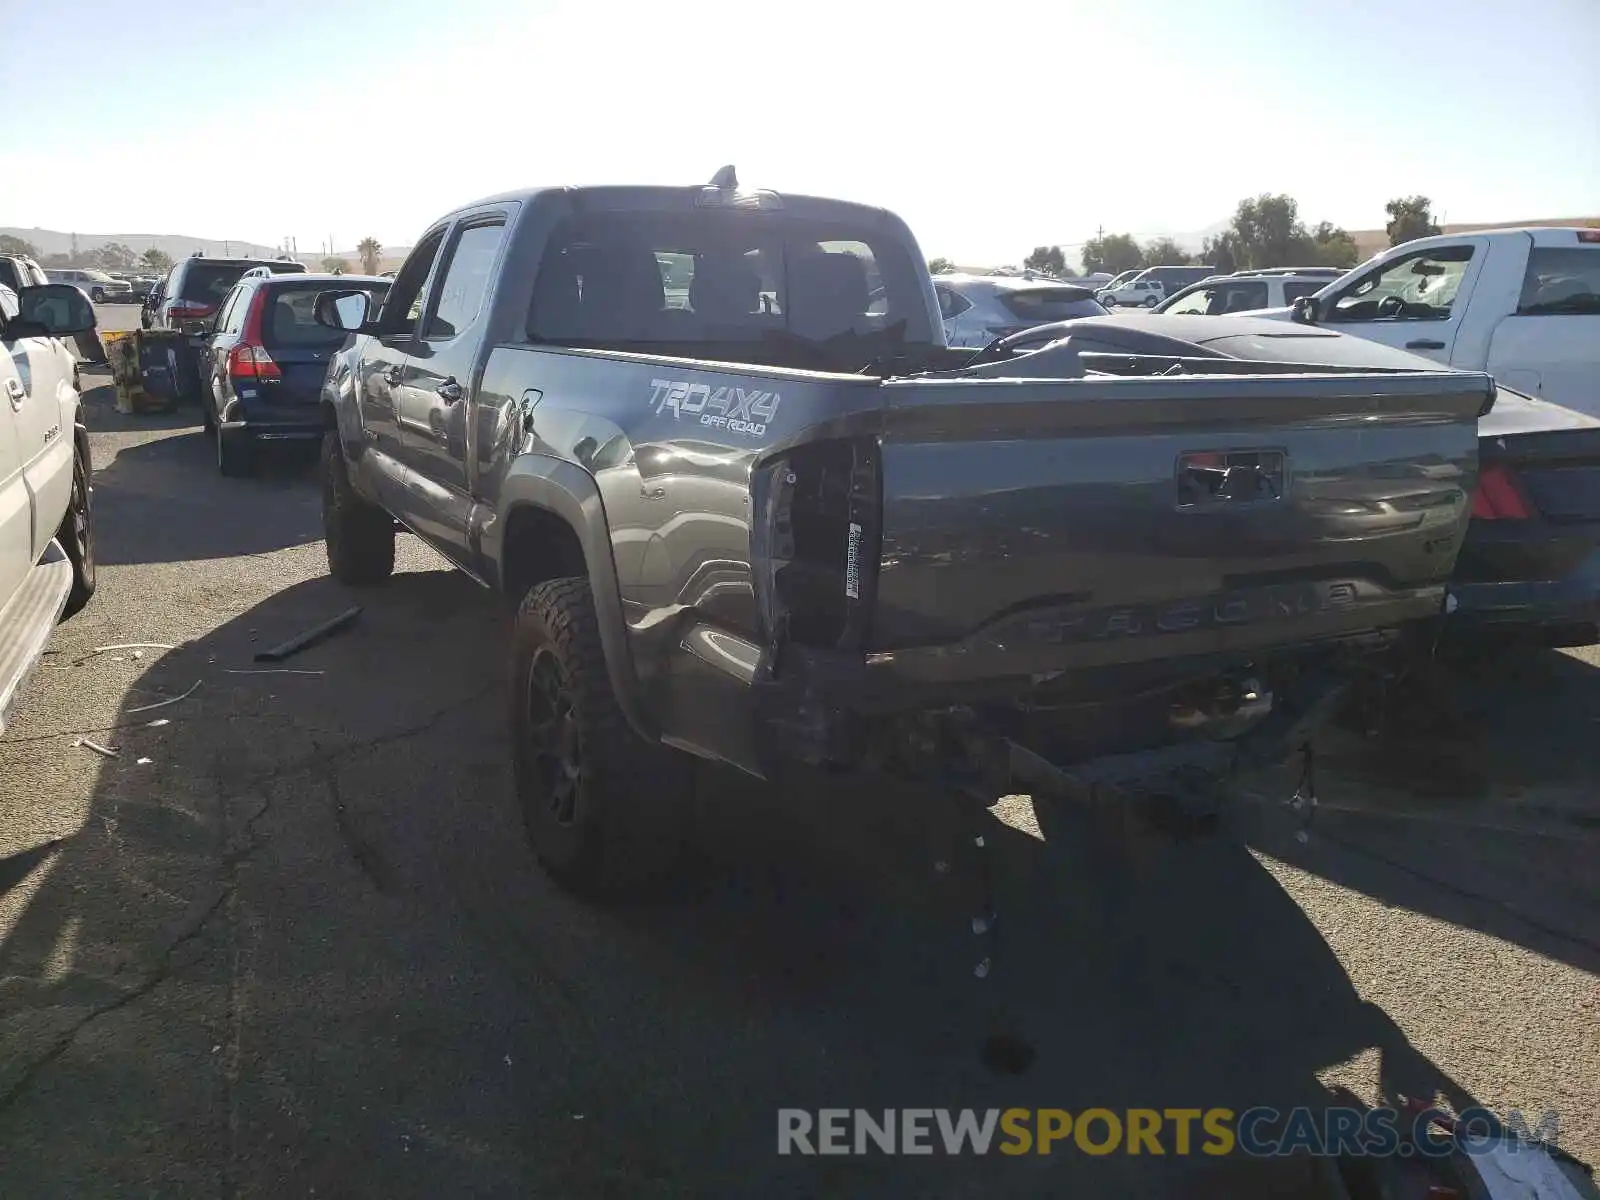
[649,378,781,438]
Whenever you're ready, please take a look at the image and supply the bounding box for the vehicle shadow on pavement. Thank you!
[0,569,1485,1198]
[1244,646,1600,978]
[85,379,323,567]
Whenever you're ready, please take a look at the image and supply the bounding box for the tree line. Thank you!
[0,233,176,274]
[930,195,1445,278]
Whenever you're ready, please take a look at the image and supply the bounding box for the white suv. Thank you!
[1155,270,1343,315]
[0,282,99,733]
[1100,278,1166,308]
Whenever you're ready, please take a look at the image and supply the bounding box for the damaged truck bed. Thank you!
[315,167,1493,896]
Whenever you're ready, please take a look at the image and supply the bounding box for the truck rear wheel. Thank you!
[511,577,694,898]
[321,431,395,584]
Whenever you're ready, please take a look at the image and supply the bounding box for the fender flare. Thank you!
[489,455,655,742]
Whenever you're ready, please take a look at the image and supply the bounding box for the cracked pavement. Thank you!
[0,313,1596,1196]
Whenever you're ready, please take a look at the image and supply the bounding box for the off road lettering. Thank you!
[649,378,781,438]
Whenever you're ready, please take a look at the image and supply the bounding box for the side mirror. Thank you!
[1290,295,1318,325]
[11,284,98,336]
[314,289,371,332]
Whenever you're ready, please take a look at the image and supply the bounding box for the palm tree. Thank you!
[356,238,382,275]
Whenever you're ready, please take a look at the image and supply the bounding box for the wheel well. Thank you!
[502,504,588,605]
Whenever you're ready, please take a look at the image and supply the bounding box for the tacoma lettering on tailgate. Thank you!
[1007,580,1363,645]
[649,378,781,438]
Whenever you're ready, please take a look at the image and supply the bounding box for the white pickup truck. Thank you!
[1247,227,1600,417]
[0,282,99,733]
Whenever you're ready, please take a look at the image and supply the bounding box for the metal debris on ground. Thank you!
[126,680,202,714]
[73,738,120,758]
[135,757,153,766]
[253,606,363,663]
[86,643,178,658]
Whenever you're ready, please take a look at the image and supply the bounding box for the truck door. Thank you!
[396,212,510,565]
[0,290,72,559]
[355,227,449,513]
[1316,237,1489,364]
[0,336,31,613]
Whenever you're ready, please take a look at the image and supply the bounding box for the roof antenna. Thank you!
[709,165,738,189]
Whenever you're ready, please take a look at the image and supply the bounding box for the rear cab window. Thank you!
[1517,247,1600,315]
[524,206,935,365]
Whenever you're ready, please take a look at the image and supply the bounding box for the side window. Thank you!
[936,287,971,319]
[0,287,17,322]
[1217,281,1268,312]
[1517,248,1600,315]
[376,228,448,336]
[1327,245,1474,322]
[1164,286,1217,316]
[1282,281,1324,305]
[226,286,253,334]
[213,287,240,334]
[425,220,506,340]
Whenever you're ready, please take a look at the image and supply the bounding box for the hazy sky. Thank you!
[6,0,1598,264]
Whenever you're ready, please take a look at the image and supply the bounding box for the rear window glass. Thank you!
[177,262,255,303]
[262,282,390,348]
[1518,248,1600,315]
[525,210,933,350]
[1000,287,1104,322]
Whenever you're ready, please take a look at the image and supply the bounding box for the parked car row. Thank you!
[1098,263,1221,307]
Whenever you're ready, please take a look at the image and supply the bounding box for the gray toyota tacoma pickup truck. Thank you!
[314,168,1493,897]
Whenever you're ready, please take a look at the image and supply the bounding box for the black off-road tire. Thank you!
[321,431,394,584]
[59,441,96,616]
[511,577,694,898]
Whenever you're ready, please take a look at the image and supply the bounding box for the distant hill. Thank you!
[0,226,414,272]
[2,226,283,263]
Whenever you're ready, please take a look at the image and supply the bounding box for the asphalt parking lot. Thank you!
[0,304,1596,1197]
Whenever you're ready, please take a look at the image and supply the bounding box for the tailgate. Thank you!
[869,371,1490,672]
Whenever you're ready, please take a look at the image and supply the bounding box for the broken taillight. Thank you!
[1470,462,1535,520]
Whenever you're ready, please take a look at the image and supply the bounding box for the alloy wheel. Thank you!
[524,648,583,827]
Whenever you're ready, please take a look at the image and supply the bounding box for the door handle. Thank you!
[436,378,464,405]
[385,365,403,386]
[1405,339,1446,350]
[5,377,23,411]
